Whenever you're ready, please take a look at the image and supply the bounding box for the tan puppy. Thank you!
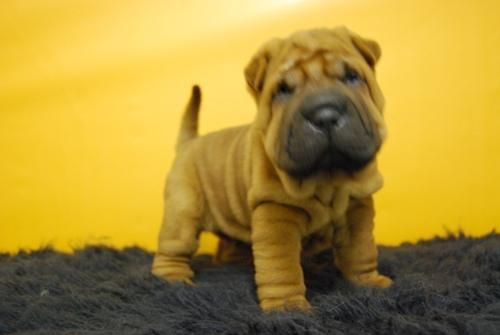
[152,27,392,312]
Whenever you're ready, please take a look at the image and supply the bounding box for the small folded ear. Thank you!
[244,38,282,98]
[349,31,381,68]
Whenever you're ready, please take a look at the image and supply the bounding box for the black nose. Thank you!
[299,90,350,130]
[304,105,342,129]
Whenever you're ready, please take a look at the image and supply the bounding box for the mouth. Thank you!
[286,137,376,178]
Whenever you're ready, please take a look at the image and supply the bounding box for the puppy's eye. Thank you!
[343,69,363,86]
[274,81,295,99]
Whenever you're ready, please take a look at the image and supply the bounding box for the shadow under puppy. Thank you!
[152,26,392,312]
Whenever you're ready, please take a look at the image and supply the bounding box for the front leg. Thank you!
[251,202,311,312]
[334,196,392,288]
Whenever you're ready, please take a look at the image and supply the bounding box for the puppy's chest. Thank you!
[308,184,351,231]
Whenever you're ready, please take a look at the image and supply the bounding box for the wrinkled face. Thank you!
[246,28,387,178]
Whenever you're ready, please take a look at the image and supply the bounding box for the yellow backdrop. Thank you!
[1,0,499,253]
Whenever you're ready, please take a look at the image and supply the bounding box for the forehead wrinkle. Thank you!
[276,35,361,83]
[301,54,327,82]
[279,49,332,80]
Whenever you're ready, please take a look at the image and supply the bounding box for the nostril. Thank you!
[307,107,341,129]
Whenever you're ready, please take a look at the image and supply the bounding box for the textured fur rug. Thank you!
[1,233,499,335]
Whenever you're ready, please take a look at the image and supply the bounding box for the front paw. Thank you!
[346,271,393,288]
[152,254,194,285]
[260,295,312,313]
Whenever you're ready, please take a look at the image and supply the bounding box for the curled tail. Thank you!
[176,85,201,151]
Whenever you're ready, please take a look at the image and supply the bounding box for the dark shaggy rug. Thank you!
[1,233,499,335]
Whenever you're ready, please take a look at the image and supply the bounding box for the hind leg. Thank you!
[214,236,253,266]
[152,168,204,285]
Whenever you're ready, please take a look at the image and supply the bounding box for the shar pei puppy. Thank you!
[152,26,392,312]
